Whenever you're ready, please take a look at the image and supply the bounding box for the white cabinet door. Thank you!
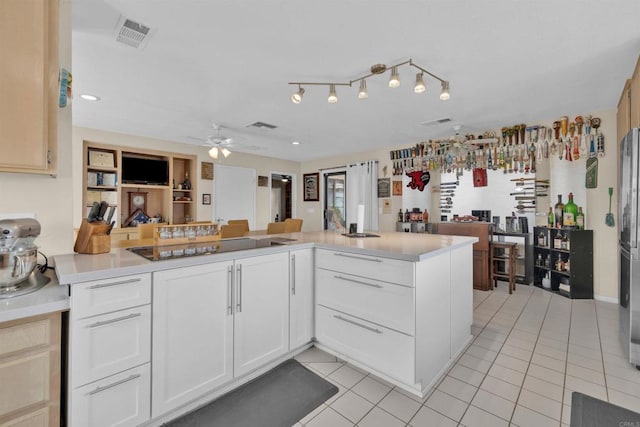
[152,261,234,418]
[234,252,289,377]
[289,249,314,350]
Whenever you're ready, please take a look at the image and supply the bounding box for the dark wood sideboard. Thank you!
[433,222,492,291]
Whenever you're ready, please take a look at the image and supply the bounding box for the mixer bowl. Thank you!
[0,247,38,289]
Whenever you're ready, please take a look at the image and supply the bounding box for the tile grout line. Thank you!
[593,299,611,404]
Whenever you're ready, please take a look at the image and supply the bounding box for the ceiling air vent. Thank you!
[246,121,278,130]
[114,16,153,48]
[421,118,452,127]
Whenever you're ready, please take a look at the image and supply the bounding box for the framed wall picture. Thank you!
[303,172,319,201]
[377,178,391,198]
[392,180,403,196]
[202,193,211,205]
[201,162,213,180]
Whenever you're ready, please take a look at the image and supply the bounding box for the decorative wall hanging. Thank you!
[201,162,213,180]
[377,178,390,198]
[406,170,430,191]
[257,176,269,187]
[303,173,319,201]
[392,181,403,196]
[202,193,211,205]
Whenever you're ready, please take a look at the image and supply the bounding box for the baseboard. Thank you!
[594,294,618,304]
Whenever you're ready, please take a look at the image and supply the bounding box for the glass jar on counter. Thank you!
[158,227,172,239]
[172,227,185,239]
[185,226,196,239]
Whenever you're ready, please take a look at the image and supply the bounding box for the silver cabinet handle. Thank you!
[227,265,233,315]
[88,278,141,289]
[333,252,382,263]
[333,315,382,334]
[236,264,242,313]
[334,275,383,288]
[87,374,141,396]
[87,312,141,328]
[291,254,296,296]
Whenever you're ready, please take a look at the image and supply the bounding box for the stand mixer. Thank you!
[0,218,50,298]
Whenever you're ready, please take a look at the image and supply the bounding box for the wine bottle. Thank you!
[576,206,585,230]
[547,207,555,228]
[554,195,564,228]
[563,192,578,227]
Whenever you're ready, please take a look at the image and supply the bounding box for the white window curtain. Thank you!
[346,160,379,231]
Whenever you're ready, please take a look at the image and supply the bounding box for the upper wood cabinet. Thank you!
[618,79,631,141]
[0,0,58,175]
[631,55,640,131]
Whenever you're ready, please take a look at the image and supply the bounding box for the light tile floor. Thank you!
[293,284,640,426]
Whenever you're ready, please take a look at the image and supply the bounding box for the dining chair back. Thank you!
[227,219,250,233]
[283,218,303,233]
[266,222,286,234]
[220,224,247,238]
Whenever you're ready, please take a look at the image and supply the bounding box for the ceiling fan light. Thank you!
[208,146,219,159]
[414,73,426,93]
[291,86,305,104]
[327,84,338,103]
[358,79,368,99]
[440,81,450,101]
[221,147,231,158]
[388,66,400,88]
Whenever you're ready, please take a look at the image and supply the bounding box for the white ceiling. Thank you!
[72,0,640,162]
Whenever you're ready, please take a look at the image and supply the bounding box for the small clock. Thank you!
[129,192,147,214]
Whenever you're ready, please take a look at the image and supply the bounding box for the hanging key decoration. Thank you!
[571,121,579,160]
[592,117,604,157]
[552,121,560,156]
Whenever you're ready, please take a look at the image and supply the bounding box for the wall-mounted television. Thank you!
[121,156,169,185]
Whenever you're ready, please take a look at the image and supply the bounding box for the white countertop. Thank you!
[0,270,69,323]
[54,231,477,285]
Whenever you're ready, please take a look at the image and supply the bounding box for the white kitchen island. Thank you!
[54,231,476,427]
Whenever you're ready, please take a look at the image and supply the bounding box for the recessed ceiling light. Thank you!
[80,93,101,101]
[292,141,300,145]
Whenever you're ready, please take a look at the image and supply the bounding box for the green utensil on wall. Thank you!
[606,187,615,227]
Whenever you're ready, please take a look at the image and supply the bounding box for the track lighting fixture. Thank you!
[288,58,449,103]
[414,73,426,93]
[291,86,305,104]
[388,66,400,88]
[327,84,338,103]
[439,81,450,101]
[358,79,368,99]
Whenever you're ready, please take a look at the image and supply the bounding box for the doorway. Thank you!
[270,173,293,222]
[323,169,346,231]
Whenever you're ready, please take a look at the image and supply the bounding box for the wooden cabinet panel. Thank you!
[631,56,640,130]
[0,313,61,427]
[0,0,58,174]
[618,79,632,140]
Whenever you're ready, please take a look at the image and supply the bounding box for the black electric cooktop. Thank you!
[127,237,296,261]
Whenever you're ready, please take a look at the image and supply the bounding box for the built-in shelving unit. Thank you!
[533,226,593,299]
[82,141,197,228]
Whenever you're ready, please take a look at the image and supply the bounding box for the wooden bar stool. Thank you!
[490,241,517,294]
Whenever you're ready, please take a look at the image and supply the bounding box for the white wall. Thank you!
[72,127,300,232]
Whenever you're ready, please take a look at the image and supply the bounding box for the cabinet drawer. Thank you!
[0,316,52,357]
[315,305,414,385]
[71,363,150,427]
[315,249,413,286]
[71,305,151,387]
[0,350,50,418]
[71,273,151,319]
[316,268,414,335]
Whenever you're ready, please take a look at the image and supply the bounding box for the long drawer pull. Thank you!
[333,315,382,334]
[87,374,141,396]
[333,253,382,263]
[88,278,141,289]
[334,275,383,288]
[87,313,141,328]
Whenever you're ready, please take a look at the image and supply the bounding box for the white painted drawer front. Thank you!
[71,363,150,427]
[71,273,151,319]
[315,305,414,384]
[71,305,151,387]
[315,249,413,286]
[316,268,414,335]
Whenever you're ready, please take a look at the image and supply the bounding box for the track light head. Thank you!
[291,86,305,104]
[440,81,450,101]
[358,79,368,99]
[328,84,338,103]
[414,73,426,93]
[389,66,400,88]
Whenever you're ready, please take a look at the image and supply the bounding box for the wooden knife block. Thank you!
[74,219,111,254]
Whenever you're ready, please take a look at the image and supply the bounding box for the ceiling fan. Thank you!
[206,124,234,159]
